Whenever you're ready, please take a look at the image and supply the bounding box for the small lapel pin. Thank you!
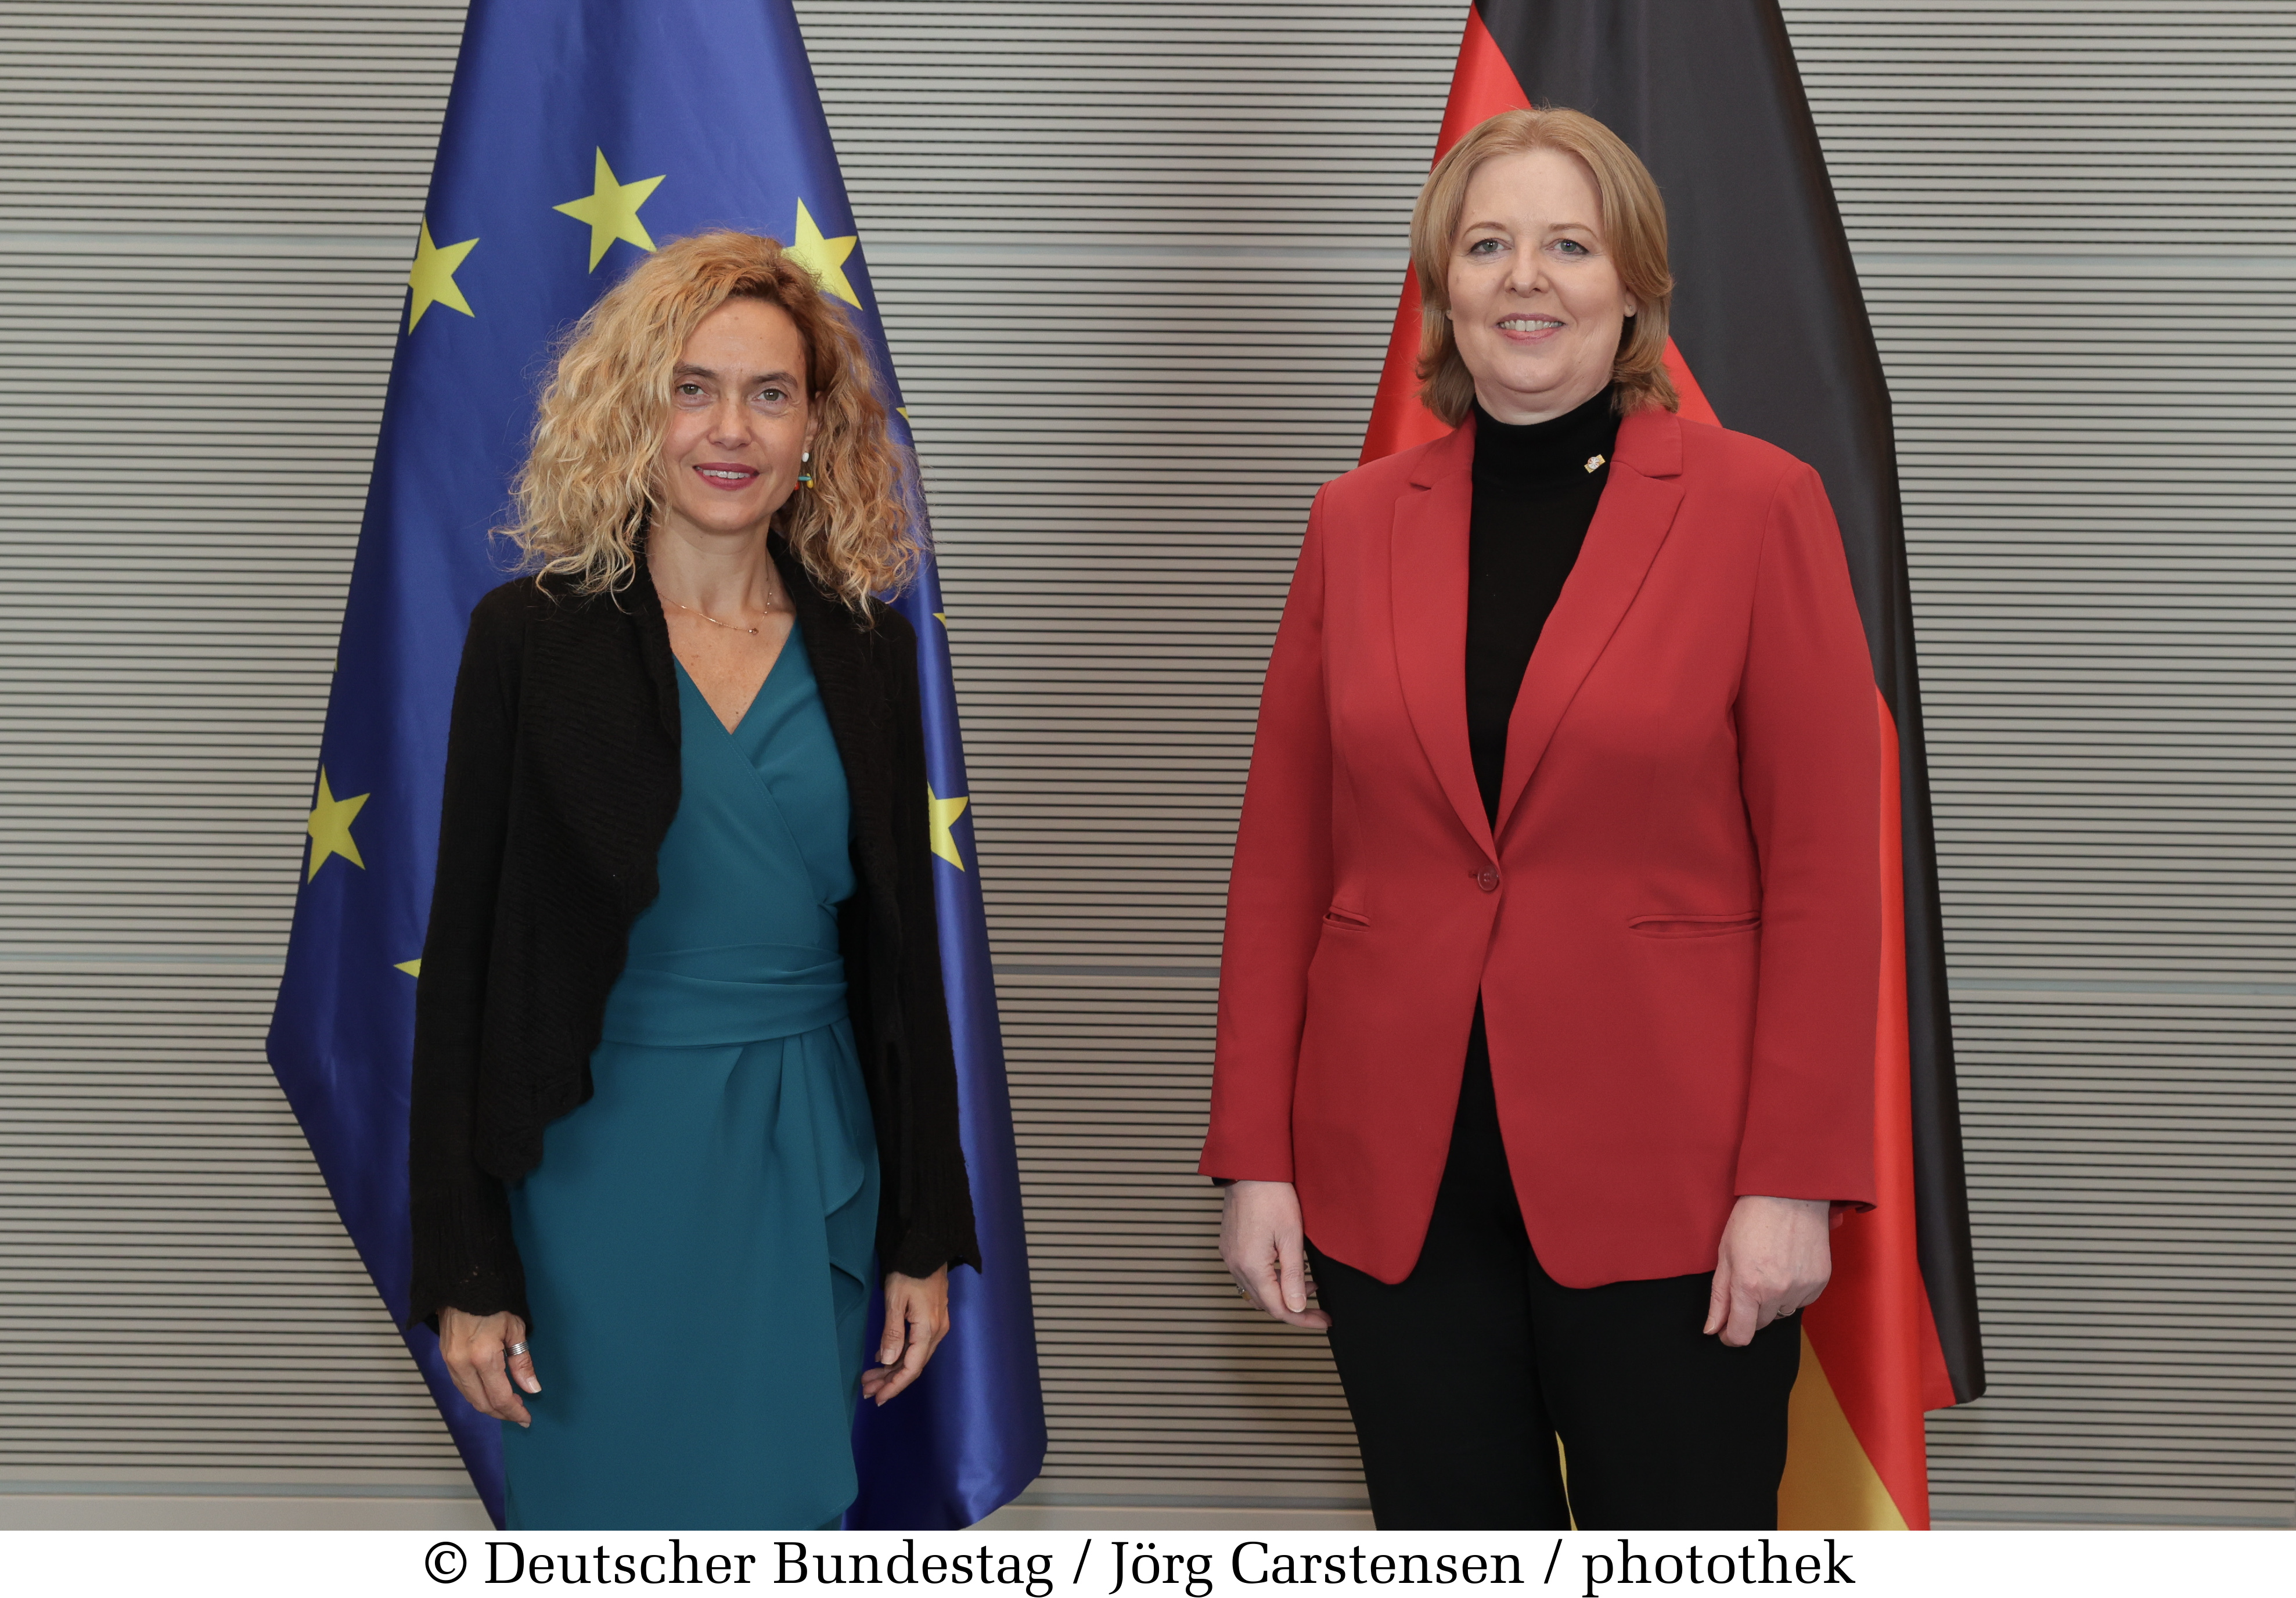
[1584,454,1607,474]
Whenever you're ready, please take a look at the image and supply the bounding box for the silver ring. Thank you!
[506,1341,529,1358]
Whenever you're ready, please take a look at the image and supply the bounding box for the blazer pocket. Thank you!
[1628,910,1761,938]
[1322,904,1371,931]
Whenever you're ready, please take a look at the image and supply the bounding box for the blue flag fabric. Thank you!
[265,0,1045,1529]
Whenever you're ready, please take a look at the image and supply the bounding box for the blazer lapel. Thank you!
[1389,421,1495,856]
[1494,407,1687,836]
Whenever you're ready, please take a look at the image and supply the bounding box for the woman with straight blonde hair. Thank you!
[1204,108,1880,1528]
[407,230,976,1529]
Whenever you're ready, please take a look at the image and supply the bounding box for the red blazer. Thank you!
[1200,407,1881,1288]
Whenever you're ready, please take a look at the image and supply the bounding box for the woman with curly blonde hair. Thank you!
[406,231,977,1530]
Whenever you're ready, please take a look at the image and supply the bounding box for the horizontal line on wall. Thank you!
[1932,1507,2295,1529]
[1012,1488,1372,1511]
[0,231,1370,268]
[10,229,2296,277]
[1952,977,2296,996]
[0,230,409,255]
[3,955,2290,1000]
[869,243,1408,267]
[1853,249,2296,273]
[0,1478,477,1500]
[0,954,289,971]
[996,963,1221,979]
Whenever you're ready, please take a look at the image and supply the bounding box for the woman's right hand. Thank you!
[440,1307,540,1427]
[1221,1179,1331,1330]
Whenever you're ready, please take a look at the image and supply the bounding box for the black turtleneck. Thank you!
[1465,386,1621,825]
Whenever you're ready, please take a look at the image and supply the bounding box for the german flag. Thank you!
[1361,1,1985,1529]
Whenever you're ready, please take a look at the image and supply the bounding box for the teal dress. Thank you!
[502,622,881,1530]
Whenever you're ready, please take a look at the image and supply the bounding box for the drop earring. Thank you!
[797,450,814,487]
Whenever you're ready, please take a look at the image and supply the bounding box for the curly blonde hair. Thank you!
[503,229,917,609]
[1412,107,1677,423]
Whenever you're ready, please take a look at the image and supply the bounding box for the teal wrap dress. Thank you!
[502,621,881,1530]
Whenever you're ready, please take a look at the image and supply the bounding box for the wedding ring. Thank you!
[506,1341,530,1357]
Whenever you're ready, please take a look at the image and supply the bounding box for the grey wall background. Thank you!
[0,0,2288,1529]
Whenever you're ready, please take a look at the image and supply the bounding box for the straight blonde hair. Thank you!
[503,230,917,609]
[1411,107,1677,424]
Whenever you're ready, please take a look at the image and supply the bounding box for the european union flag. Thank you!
[266,0,1045,1529]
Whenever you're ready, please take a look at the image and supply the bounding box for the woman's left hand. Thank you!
[862,1266,951,1406]
[1704,1195,1832,1347]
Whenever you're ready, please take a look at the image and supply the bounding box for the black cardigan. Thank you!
[406,540,980,1330]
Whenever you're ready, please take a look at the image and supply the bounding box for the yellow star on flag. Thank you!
[927,784,970,870]
[394,959,422,978]
[785,199,861,308]
[306,769,370,881]
[553,149,665,270]
[406,219,478,331]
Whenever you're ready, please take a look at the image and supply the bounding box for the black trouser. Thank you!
[1305,1010,1801,1530]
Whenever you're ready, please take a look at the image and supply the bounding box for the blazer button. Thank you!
[1475,867,1500,892]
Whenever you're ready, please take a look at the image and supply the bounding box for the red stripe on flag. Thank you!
[1359,6,1530,465]
[1660,340,1719,426]
[1795,691,1939,1528]
[1434,4,1537,150]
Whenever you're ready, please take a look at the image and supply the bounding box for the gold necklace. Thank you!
[662,583,776,638]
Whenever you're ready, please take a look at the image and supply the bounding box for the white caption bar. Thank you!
[0,1527,2283,1597]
